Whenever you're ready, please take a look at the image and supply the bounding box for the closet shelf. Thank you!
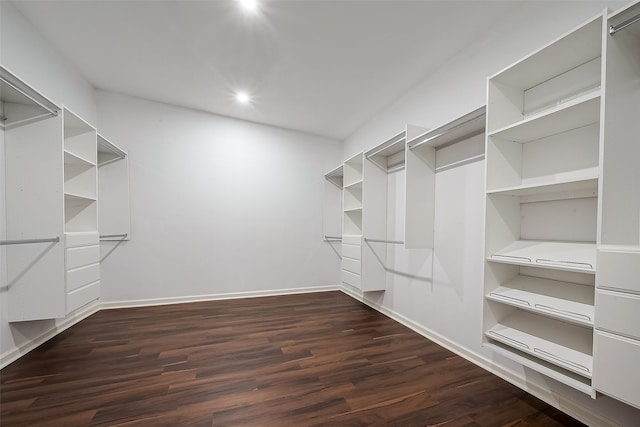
[485,341,593,395]
[64,150,96,167]
[488,90,600,143]
[64,192,97,203]
[344,180,363,191]
[344,207,363,213]
[486,311,593,378]
[488,240,596,274]
[486,275,594,327]
[486,169,598,198]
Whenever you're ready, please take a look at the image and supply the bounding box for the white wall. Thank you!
[341,0,640,425]
[95,91,342,304]
[0,1,97,125]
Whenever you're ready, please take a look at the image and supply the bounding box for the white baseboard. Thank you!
[339,285,619,427]
[1,301,100,369]
[100,285,340,310]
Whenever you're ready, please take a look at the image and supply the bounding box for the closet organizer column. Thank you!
[341,153,364,290]
[593,0,640,410]
[63,108,100,313]
[482,13,605,396]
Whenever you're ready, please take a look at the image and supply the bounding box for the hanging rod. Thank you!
[324,235,342,241]
[610,13,640,34]
[365,133,405,159]
[409,113,485,150]
[0,236,60,246]
[100,233,128,240]
[364,238,404,245]
[0,75,58,118]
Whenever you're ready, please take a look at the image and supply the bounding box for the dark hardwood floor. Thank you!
[1,291,584,426]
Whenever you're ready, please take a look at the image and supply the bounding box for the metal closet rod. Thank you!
[323,235,342,241]
[409,113,485,150]
[610,13,640,34]
[100,233,128,239]
[0,236,60,246]
[365,237,404,245]
[0,76,58,118]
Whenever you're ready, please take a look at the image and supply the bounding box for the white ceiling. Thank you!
[13,0,523,140]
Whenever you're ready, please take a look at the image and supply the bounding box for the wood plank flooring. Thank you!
[1,291,585,426]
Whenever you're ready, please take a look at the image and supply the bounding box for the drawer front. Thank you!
[341,269,361,288]
[342,235,361,246]
[597,249,640,293]
[66,263,100,293]
[67,281,100,313]
[342,244,361,260]
[65,232,99,248]
[595,290,640,340]
[593,331,640,409]
[342,257,361,275]
[66,245,100,270]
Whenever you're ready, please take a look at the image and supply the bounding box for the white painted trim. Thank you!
[100,285,340,310]
[0,301,100,369]
[339,285,620,427]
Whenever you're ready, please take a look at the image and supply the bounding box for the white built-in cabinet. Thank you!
[483,4,640,406]
[1,67,130,322]
[592,1,640,409]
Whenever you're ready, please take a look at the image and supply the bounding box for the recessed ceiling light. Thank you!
[236,91,251,104]
[238,0,257,12]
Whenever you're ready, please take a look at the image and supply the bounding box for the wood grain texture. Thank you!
[1,291,584,426]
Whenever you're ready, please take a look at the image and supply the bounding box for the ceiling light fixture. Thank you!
[236,91,251,104]
[238,0,257,12]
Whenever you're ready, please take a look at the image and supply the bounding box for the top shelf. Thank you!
[489,14,603,90]
[408,106,486,150]
[0,67,60,127]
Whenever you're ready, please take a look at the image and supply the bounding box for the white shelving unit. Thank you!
[98,134,130,241]
[483,13,605,396]
[341,153,364,290]
[63,108,100,313]
[592,1,640,410]
[0,68,102,322]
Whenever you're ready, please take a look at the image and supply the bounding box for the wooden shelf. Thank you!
[344,207,363,213]
[487,275,594,327]
[488,240,596,274]
[489,90,600,143]
[486,311,593,378]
